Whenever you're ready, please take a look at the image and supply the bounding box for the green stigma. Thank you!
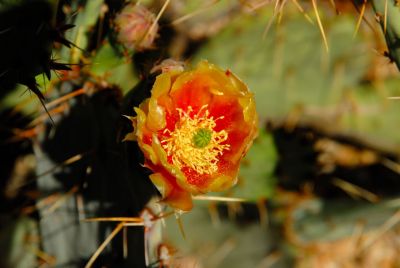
[192,128,212,148]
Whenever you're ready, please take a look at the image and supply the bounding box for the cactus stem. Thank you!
[332,178,379,203]
[44,88,86,110]
[290,0,314,25]
[30,246,56,266]
[171,1,218,26]
[311,0,329,52]
[262,0,283,40]
[353,0,367,38]
[122,227,128,259]
[193,195,246,203]
[384,0,388,34]
[141,0,170,47]
[85,222,124,268]
[328,0,337,13]
[84,217,143,222]
[175,214,186,240]
[42,185,80,216]
[361,210,400,251]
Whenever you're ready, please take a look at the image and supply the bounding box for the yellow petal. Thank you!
[147,99,166,131]
[149,172,171,198]
[206,174,237,192]
[152,72,172,97]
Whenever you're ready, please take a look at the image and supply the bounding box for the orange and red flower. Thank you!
[129,61,258,211]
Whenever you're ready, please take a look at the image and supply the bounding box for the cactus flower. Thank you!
[130,61,258,211]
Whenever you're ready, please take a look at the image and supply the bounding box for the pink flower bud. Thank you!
[115,4,158,51]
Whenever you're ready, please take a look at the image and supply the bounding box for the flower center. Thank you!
[192,128,212,148]
[161,105,230,175]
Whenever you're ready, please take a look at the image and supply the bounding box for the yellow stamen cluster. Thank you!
[161,105,230,175]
